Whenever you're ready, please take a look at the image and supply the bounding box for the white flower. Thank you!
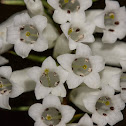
[7,13,48,58]
[100,66,122,91]
[47,0,92,24]
[67,114,93,126]
[70,84,100,113]
[0,56,9,66]
[28,56,68,99]
[43,23,59,49]
[89,39,126,67]
[24,0,44,16]
[57,43,105,89]
[61,13,95,50]
[0,66,24,109]
[53,33,71,58]
[83,85,125,126]
[94,0,126,43]
[29,94,75,126]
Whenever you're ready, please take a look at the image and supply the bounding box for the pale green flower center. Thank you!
[0,76,12,94]
[96,96,114,116]
[20,25,39,44]
[72,58,92,77]
[68,27,84,42]
[40,69,60,87]
[42,107,62,126]
[59,0,80,13]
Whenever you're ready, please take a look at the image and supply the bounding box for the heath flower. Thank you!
[7,13,48,58]
[28,56,68,99]
[29,95,75,126]
[57,43,105,89]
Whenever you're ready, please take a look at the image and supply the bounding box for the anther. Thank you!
[115,21,119,25]
[20,27,24,31]
[76,28,80,32]
[103,113,107,116]
[67,10,71,14]
[110,107,114,110]
[108,29,114,32]
[122,88,126,90]
[88,68,92,72]
[20,38,24,41]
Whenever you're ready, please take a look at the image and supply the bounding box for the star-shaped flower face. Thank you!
[94,0,126,43]
[83,86,125,126]
[28,56,68,99]
[0,66,24,109]
[61,14,95,50]
[57,44,105,89]
[29,95,75,126]
[47,0,92,24]
[7,13,48,58]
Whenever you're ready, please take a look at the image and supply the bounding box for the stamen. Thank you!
[103,113,107,116]
[110,107,114,110]
[71,0,75,3]
[115,21,119,25]
[109,12,115,19]
[68,28,73,35]
[64,0,69,3]
[108,29,114,32]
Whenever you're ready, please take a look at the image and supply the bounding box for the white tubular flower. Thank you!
[67,114,93,126]
[70,84,100,113]
[24,0,44,16]
[89,39,126,67]
[28,56,68,99]
[29,95,75,126]
[7,13,48,58]
[100,66,122,91]
[61,13,95,50]
[57,43,105,89]
[10,68,36,92]
[53,33,72,58]
[83,85,125,126]
[94,0,126,43]
[0,66,24,109]
[43,23,59,49]
[47,0,92,24]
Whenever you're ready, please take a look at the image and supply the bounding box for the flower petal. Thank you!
[79,0,92,11]
[0,94,11,110]
[51,85,66,97]
[57,54,75,72]
[68,38,78,50]
[42,94,61,107]
[14,41,32,58]
[83,72,101,89]
[42,56,57,70]
[35,83,51,99]
[67,72,84,89]
[28,66,41,82]
[28,103,44,121]
[0,56,9,65]
[60,105,75,123]
[79,114,93,126]
[47,0,59,9]
[76,43,92,58]
[0,66,12,79]
[53,9,71,24]
[89,55,105,72]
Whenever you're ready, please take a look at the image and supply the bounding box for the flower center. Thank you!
[0,76,12,95]
[42,107,62,126]
[40,69,60,87]
[59,0,80,13]
[20,25,39,44]
[96,96,114,116]
[104,12,119,27]
[72,58,92,77]
[68,27,84,42]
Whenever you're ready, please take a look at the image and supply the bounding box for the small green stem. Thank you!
[1,0,25,5]
[8,51,46,63]
[69,113,84,123]
[11,106,30,111]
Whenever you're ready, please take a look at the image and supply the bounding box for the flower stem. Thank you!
[11,106,30,111]
[8,51,46,63]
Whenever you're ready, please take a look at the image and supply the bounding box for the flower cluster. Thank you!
[0,0,126,126]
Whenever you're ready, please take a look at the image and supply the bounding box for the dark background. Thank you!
[0,0,126,126]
